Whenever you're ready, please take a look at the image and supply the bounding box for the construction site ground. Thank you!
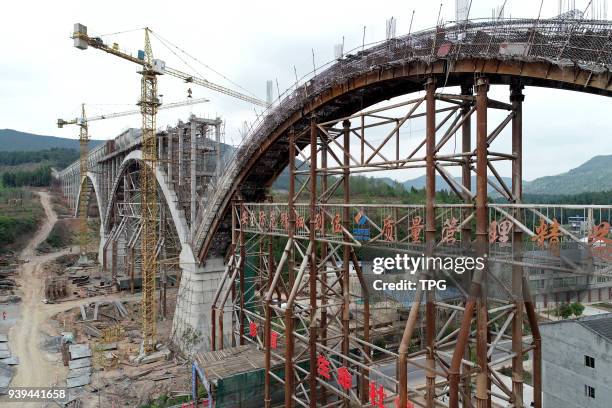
[0,190,191,408]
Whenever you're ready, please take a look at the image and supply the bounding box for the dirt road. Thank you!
[3,191,142,406]
[8,191,68,394]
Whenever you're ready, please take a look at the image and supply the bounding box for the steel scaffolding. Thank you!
[210,76,612,408]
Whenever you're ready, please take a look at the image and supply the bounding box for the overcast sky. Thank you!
[1,0,610,181]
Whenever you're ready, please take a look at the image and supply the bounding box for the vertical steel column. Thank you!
[341,119,351,408]
[258,226,264,293]
[308,119,319,407]
[351,249,370,405]
[424,78,437,408]
[264,196,274,408]
[264,298,272,408]
[475,76,490,408]
[231,260,236,347]
[285,130,296,408]
[460,83,473,403]
[320,138,329,407]
[239,203,245,346]
[511,82,525,408]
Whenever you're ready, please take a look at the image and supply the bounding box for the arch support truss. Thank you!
[210,76,612,408]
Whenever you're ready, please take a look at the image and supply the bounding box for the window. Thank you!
[585,385,595,399]
[585,355,595,368]
[565,277,577,286]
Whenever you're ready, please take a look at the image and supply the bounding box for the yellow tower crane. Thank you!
[57,98,209,266]
[71,23,267,353]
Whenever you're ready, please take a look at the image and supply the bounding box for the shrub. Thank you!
[557,303,573,319]
[570,302,585,317]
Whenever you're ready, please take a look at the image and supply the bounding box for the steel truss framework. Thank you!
[103,163,181,316]
[211,76,612,408]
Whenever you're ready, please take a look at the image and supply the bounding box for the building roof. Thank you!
[541,312,612,343]
[578,314,612,343]
[194,343,302,383]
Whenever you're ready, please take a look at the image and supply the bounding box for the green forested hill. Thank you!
[524,155,612,195]
[0,129,104,151]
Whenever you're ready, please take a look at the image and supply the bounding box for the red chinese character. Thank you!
[269,211,277,229]
[589,221,612,260]
[314,211,324,233]
[259,211,266,228]
[531,218,548,248]
[296,214,305,229]
[249,321,258,338]
[547,218,561,254]
[337,366,352,390]
[376,385,386,408]
[498,219,513,244]
[332,214,342,233]
[317,354,331,379]
[270,331,278,349]
[383,216,395,242]
[280,212,289,231]
[241,208,249,226]
[409,216,423,243]
[369,382,388,408]
[489,219,498,243]
[441,217,458,244]
[369,381,377,404]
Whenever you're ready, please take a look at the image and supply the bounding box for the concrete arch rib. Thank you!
[74,172,103,220]
[102,150,190,249]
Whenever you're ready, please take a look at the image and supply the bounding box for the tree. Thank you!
[0,166,51,188]
[557,303,573,319]
[570,302,585,317]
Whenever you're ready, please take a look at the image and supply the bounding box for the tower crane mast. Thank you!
[138,27,160,354]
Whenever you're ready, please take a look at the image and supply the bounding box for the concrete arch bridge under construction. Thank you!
[57,15,612,408]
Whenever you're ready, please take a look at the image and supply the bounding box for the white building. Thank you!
[541,313,612,408]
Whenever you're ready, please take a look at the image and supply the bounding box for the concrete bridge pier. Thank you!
[98,232,108,269]
[171,247,231,355]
